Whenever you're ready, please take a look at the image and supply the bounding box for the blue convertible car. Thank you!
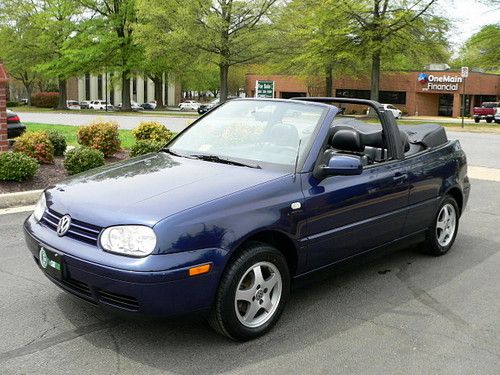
[24,98,470,340]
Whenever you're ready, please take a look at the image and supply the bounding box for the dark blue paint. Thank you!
[23,98,470,318]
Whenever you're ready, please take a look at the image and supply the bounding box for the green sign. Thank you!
[255,80,275,98]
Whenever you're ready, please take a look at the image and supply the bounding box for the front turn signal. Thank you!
[188,263,212,277]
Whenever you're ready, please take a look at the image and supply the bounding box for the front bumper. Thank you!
[24,216,226,317]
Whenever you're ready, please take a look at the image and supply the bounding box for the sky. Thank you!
[439,0,500,48]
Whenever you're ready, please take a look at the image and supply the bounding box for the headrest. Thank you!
[330,125,383,148]
[330,129,364,152]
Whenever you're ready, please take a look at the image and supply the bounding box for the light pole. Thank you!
[461,67,469,129]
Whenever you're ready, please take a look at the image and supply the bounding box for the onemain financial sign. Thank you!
[418,73,463,91]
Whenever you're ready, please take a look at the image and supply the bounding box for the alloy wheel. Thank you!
[436,203,457,247]
[234,261,283,328]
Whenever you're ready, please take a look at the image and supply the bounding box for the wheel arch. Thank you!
[227,230,299,276]
[445,186,464,214]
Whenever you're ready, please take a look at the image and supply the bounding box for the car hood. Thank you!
[45,152,288,227]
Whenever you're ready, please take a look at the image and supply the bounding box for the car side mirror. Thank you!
[316,155,363,178]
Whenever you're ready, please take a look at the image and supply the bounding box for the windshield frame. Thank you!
[166,98,331,172]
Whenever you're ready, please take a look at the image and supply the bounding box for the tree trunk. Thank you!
[325,64,333,97]
[370,51,381,101]
[24,83,33,106]
[219,63,229,103]
[57,77,67,109]
[152,76,164,108]
[121,70,131,111]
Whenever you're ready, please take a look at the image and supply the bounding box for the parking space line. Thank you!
[0,205,34,216]
[468,166,500,182]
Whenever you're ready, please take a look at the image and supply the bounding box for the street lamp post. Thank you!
[461,67,469,129]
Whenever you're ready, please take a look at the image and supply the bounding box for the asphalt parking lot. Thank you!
[1,129,499,374]
[0,181,499,374]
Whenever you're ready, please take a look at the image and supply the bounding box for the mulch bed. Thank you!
[0,150,129,194]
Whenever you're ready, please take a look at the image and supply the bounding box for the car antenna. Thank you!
[293,139,302,182]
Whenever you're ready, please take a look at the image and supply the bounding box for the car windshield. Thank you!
[169,100,326,169]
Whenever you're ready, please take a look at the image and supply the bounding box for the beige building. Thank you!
[67,73,180,106]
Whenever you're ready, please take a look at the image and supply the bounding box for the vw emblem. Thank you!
[56,215,72,237]
[39,248,48,269]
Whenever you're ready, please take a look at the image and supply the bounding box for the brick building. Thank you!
[0,62,8,152]
[246,70,500,117]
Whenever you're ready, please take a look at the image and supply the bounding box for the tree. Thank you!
[0,0,84,108]
[459,24,500,73]
[273,0,364,96]
[137,0,280,103]
[34,0,84,109]
[339,0,447,100]
[0,1,46,104]
[79,0,142,110]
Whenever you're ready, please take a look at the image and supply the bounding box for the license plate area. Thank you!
[39,247,63,280]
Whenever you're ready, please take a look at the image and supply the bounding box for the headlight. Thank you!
[33,193,46,222]
[100,225,157,257]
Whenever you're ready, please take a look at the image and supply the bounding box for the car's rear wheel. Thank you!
[424,196,459,256]
[486,118,493,123]
[474,118,480,123]
[209,242,290,341]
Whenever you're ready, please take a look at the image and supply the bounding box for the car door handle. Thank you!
[393,173,408,184]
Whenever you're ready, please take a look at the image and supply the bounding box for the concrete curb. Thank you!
[0,189,43,209]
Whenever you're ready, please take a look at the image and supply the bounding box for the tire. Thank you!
[495,120,500,124]
[474,118,480,123]
[209,242,290,341]
[423,196,460,256]
[486,118,492,123]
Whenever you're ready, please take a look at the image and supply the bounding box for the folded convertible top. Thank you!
[399,124,448,148]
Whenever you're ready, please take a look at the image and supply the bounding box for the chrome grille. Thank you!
[41,209,102,245]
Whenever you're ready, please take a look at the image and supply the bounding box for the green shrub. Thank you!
[132,121,173,143]
[13,131,54,163]
[31,92,59,108]
[0,152,39,181]
[130,140,164,157]
[47,131,67,156]
[77,121,121,157]
[6,101,19,107]
[64,147,105,175]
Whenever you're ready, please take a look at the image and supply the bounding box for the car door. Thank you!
[302,162,409,270]
[301,116,410,271]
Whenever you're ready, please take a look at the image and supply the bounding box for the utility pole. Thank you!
[461,67,469,129]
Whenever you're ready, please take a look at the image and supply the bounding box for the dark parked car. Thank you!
[79,101,90,109]
[24,98,470,341]
[7,109,26,139]
[140,102,156,110]
[197,96,238,115]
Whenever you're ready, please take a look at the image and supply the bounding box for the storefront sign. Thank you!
[255,80,275,98]
[418,73,463,91]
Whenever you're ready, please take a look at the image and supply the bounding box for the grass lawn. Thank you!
[11,106,200,117]
[25,123,136,149]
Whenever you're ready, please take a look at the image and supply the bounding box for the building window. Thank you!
[336,89,370,100]
[336,89,406,104]
[379,91,406,105]
[132,77,137,101]
[97,75,103,99]
[109,73,114,105]
[85,74,90,100]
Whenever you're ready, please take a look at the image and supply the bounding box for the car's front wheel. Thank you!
[209,242,290,341]
[424,196,460,256]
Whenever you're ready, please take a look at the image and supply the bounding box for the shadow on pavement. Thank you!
[53,230,496,375]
